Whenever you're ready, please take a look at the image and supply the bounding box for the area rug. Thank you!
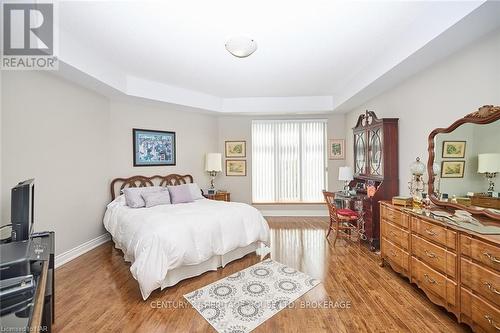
[183,259,320,333]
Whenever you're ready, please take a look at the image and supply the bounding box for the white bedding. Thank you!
[103,196,270,299]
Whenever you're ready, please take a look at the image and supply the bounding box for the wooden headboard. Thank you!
[110,174,194,200]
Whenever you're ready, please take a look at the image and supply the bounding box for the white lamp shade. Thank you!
[338,166,354,181]
[478,153,500,173]
[205,153,222,172]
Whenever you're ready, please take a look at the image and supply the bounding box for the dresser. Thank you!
[351,111,399,250]
[471,195,500,210]
[380,202,500,332]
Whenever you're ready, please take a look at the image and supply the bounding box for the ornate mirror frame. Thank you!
[427,105,500,220]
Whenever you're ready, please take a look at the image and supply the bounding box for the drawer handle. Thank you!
[425,228,437,236]
[484,281,500,295]
[423,273,437,285]
[424,250,437,259]
[484,315,500,330]
[483,252,500,264]
[389,249,397,257]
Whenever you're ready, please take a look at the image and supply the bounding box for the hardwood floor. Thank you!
[54,217,471,332]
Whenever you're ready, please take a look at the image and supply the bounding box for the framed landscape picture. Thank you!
[133,129,176,166]
[226,160,247,176]
[225,141,246,158]
[328,139,345,160]
[441,161,465,178]
[442,141,466,158]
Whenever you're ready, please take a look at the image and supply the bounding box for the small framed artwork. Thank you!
[442,141,466,158]
[225,141,246,158]
[226,160,247,176]
[328,139,345,160]
[133,128,176,166]
[441,161,465,178]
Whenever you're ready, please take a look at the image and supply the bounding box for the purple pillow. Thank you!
[141,191,171,208]
[168,184,194,204]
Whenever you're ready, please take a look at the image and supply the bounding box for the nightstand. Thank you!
[203,192,230,202]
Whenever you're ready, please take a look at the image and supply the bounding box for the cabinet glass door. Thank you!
[355,132,366,175]
[369,128,383,176]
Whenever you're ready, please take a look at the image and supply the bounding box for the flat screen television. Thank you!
[11,179,35,242]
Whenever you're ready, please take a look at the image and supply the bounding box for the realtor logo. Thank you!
[1,2,58,70]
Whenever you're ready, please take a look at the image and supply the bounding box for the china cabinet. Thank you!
[350,111,399,250]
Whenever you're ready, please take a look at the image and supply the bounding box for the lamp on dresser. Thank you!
[478,153,500,193]
[338,166,353,195]
[205,153,222,194]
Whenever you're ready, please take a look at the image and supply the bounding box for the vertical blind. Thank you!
[252,120,327,203]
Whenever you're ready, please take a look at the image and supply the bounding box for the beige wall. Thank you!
[1,71,110,254]
[216,113,346,212]
[1,72,218,255]
[108,101,217,185]
[344,29,500,196]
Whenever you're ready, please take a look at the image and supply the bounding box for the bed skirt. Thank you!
[158,242,260,290]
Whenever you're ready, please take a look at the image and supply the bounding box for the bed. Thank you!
[104,174,270,300]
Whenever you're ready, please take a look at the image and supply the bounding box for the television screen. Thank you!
[11,179,35,242]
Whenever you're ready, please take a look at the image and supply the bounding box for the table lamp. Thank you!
[338,166,353,194]
[205,153,222,193]
[478,153,500,192]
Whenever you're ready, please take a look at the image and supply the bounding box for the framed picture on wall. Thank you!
[328,139,345,160]
[442,141,466,158]
[441,161,465,178]
[225,141,246,158]
[133,128,176,166]
[226,160,247,176]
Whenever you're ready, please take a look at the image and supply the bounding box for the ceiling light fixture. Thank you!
[225,36,257,58]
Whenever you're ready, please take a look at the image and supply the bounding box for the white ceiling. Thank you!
[55,0,497,114]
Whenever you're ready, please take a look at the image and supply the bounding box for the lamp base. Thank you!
[485,172,497,193]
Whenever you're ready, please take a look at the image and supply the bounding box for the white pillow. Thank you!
[187,183,204,200]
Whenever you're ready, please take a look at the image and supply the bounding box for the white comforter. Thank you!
[103,196,269,299]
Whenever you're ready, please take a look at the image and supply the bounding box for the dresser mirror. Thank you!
[427,105,500,220]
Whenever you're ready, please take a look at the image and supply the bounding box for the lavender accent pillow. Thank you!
[168,184,194,204]
[123,186,165,208]
[141,191,171,208]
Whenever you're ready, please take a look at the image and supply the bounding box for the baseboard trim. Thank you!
[260,209,328,217]
[55,233,111,268]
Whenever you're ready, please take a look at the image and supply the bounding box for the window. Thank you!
[252,119,327,203]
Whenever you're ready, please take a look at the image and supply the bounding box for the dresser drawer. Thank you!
[381,220,409,250]
[462,258,500,307]
[462,236,500,272]
[462,288,500,333]
[412,235,456,279]
[412,218,456,250]
[381,237,410,272]
[381,205,408,229]
[413,259,457,307]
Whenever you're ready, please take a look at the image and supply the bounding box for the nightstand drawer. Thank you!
[204,192,230,202]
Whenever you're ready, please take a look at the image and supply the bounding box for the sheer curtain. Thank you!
[252,119,327,203]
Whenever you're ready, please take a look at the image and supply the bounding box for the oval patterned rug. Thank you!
[184,259,321,333]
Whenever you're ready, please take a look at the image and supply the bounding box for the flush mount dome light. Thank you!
[225,36,257,58]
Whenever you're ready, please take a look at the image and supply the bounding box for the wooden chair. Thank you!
[322,190,361,246]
